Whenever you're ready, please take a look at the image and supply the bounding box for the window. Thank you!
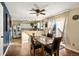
[5,13,8,32]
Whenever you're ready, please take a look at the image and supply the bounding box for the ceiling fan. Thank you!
[30,4,46,16]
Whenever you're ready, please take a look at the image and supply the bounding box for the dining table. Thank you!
[35,36,54,56]
[36,36,54,45]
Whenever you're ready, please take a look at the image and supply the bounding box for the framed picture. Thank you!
[72,15,79,20]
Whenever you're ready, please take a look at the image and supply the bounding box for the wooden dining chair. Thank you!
[44,37,62,56]
[30,33,42,56]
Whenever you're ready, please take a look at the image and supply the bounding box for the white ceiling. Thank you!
[5,2,79,21]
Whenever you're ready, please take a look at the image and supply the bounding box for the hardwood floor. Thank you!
[5,38,79,56]
[6,38,31,56]
[59,48,79,56]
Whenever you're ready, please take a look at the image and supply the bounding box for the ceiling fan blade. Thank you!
[40,9,45,12]
[40,13,45,15]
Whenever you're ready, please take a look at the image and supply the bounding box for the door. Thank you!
[0,3,3,55]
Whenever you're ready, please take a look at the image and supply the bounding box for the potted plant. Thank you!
[30,22,37,30]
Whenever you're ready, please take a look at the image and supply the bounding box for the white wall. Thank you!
[50,8,79,52]
[0,3,3,55]
[55,7,79,52]
[21,24,32,29]
[66,7,79,52]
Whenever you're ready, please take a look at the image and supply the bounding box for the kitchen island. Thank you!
[21,29,44,43]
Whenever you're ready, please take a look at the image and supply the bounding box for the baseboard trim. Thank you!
[3,42,11,56]
[62,45,79,53]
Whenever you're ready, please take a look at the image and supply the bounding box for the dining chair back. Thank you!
[30,33,42,56]
[44,37,62,56]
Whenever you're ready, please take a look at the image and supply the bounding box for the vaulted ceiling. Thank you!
[5,2,79,21]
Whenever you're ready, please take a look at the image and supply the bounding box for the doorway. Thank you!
[55,17,66,49]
